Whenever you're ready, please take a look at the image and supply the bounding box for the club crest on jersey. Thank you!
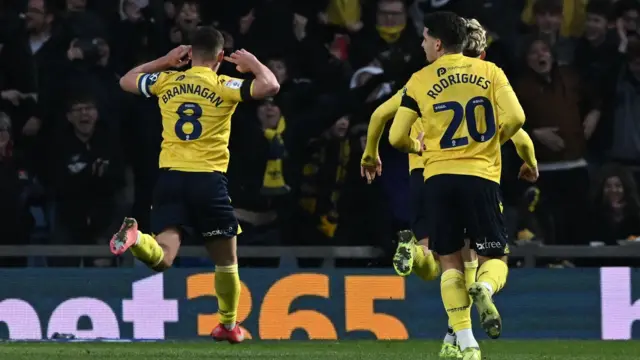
[225,79,243,89]
[436,67,447,77]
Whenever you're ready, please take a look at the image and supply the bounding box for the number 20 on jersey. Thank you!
[434,96,496,149]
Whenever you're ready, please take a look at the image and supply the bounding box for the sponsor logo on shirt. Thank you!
[224,79,243,89]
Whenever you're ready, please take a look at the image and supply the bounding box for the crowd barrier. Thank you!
[1,244,640,267]
[0,267,639,340]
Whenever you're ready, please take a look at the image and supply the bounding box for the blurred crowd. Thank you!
[1,0,640,267]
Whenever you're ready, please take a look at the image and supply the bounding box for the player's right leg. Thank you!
[425,175,480,360]
[110,219,181,271]
[110,169,185,271]
[190,171,244,344]
[395,169,439,279]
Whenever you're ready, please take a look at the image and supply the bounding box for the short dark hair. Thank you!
[67,92,96,111]
[533,0,563,15]
[423,11,467,53]
[190,26,224,61]
[586,0,613,19]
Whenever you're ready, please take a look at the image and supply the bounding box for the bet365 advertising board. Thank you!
[0,268,638,340]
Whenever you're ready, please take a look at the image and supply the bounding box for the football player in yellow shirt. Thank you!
[110,26,279,343]
[362,17,537,359]
[366,11,529,359]
[390,13,527,360]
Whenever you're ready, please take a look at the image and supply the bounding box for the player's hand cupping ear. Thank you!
[224,49,259,73]
[162,45,191,68]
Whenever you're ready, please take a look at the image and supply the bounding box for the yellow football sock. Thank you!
[464,260,478,290]
[441,269,472,332]
[412,244,440,281]
[215,264,241,325]
[130,232,164,268]
[477,259,509,295]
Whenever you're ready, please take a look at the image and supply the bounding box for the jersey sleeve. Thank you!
[389,76,422,154]
[493,66,525,141]
[399,75,423,118]
[362,90,404,166]
[136,71,173,98]
[217,75,254,102]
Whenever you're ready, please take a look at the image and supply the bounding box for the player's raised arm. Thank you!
[494,67,526,142]
[224,49,280,100]
[119,45,190,95]
[362,90,403,165]
[389,80,423,154]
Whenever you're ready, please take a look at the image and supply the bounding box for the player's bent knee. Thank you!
[438,251,464,272]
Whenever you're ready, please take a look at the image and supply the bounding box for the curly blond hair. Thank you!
[462,18,488,58]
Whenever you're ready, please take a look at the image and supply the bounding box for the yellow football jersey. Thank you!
[137,66,252,172]
[401,53,521,184]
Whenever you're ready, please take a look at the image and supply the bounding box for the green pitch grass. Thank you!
[1,340,638,360]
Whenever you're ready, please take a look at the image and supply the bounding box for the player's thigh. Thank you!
[186,171,239,253]
[409,168,429,241]
[422,175,465,257]
[460,176,509,258]
[151,170,188,256]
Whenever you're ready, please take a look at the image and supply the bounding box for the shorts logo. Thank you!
[436,67,446,77]
[476,240,503,251]
[225,79,243,89]
[202,226,235,238]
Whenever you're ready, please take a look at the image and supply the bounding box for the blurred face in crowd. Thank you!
[603,176,625,206]
[67,102,98,137]
[176,2,200,32]
[422,27,441,63]
[329,116,349,139]
[526,40,553,75]
[26,0,53,33]
[584,13,608,44]
[622,9,639,33]
[267,59,288,85]
[376,0,406,27]
[66,0,86,12]
[535,10,563,34]
[257,101,281,129]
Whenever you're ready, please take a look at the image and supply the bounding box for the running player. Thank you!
[386,12,528,360]
[361,17,537,359]
[111,26,279,343]
[362,17,537,359]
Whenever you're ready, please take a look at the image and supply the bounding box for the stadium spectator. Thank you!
[0,112,32,267]
[589,164,640,246]
[595,40,640,186]
[349,0,423,84]
[49,94,125,267]
[519,0,576,65]
[574,1,621,90]
[514,37,598,245]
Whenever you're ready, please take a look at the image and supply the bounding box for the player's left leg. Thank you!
[464,177,509,340]
[425,175,480,360]
[205,235,244,343]
[190,171,244,343]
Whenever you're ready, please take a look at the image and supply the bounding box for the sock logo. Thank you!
[446,305,470,313]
